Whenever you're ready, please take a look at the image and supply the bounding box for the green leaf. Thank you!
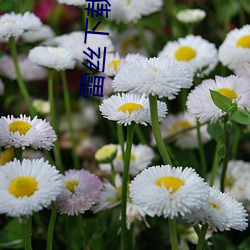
[207,122,223,141]
[238,237,250,250]
[209,89,234,112]
[232,109,250,125]
[0,219,23,249]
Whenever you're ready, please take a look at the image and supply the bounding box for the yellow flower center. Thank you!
[2,19,16,25]
[174,46,197,61]
[224,176,234,187]
[9,177,38,197]
[118,153,136,161]
[66,180,79,192]
[208,201,220,210]
[9,121,32,135]
[118,103,144,114]
[108,60,120,71]
[155,176,184,193]
[171,120,192,134]
[236,35,250,48]
[216,88,237,99]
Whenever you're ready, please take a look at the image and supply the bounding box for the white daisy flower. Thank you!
[130,165,209,219]
[151,112,210,149]
[99,93,167,126]
[99,144,155,176]
[186,187,248,232]
[176,9,206,23]
[93,174,122,212]
[50,31,114,64]
[113,57,193,99]
[109,0,163,23]
[0,114,57,150]
[56,0,86,6]
[0,55,47,81]
[28,46,75,71]
[0,12,41,42]
[0,158,62,217]
[218,25,250,70]
[158,35,218,77]
[187,75,250,123]
[22,24,55,43]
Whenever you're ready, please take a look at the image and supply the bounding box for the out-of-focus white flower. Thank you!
[176,9,206,23]
[151,112,210,149]
[0,12,41,42]
[22,24,55,43]
[29,46,75,71]
[32,99,50,115]
[0,55,47,81]
[108,0,163,23]
[56,0,86,6]
[50,31,114,64]
[99,144,155,176]
[235,62,250,78]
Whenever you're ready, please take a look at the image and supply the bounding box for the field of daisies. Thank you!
[1,0,250,250]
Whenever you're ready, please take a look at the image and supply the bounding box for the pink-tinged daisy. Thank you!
[218,24,250,70]
[0,158,62,217]
[0,12,41,42]
[56,169,102,215]
[158,35,218,77]
[186,187,248,232]
[0,55,47,81]
[0,114,57,150]
[99,93,167,126]
[130,165,209,218]
[187,75,250,123]
[113,57,193,99]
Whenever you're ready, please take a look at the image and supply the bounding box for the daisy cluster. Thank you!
[1,2,250,249]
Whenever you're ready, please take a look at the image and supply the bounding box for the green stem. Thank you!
[136,21,151,57]
[117,124,125,156]
[48,70,63,172]
[61,71,80,169]
[196,224,209,250]
[78,215,88,250]
[149,95,172,165]
[9,37,36,117]
[82,5,86,30]
[209,141,221,186]
[168,218,179,250]
[46,203,57,250]
[196,120,207,179]
[194,226,211,250]
[220,116,230,192]
[231,126,240,159]
[135,125,147,144]
[238,0,246,26]
[121,124,135,250]
[21,216,32,250]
